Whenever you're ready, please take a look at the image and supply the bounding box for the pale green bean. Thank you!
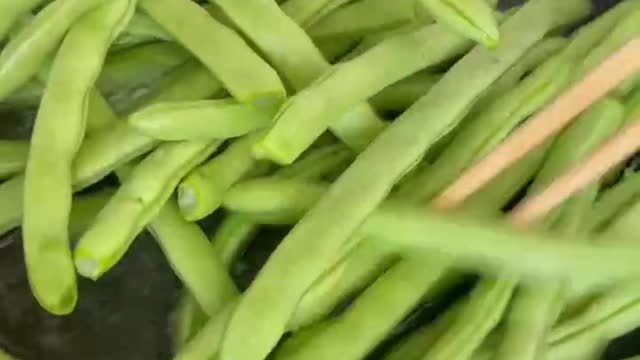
[220,2,591,358]
[23,0,134,315]
[128,99,276,141]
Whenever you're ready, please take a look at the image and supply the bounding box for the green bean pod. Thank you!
[0,0,106,101]
[178,134,263,221]
[587,172,640,233]
[0,0,47,42]
[0,176,24,236]
[120,10,172,42]
[149,199,237,316]
[139,0,285,107]
[423,275,518,360]
[222,178,328,225]
[211,213,260,268]
[220,2,591,358]
[128,99,275,141]
[254,19,476,165]
[0,140,28,179]
[74,140,220,280]
[213,0,387,151]
[396,55,573,202]
[23,0,135,315]
[418,0,499,48]
[68,188,115,238]
[307,0,418,39]
[280,0,353,27]
[277,257,449,360]
[370,72,440,114]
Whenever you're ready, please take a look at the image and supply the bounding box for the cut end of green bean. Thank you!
[253,138,294,166]
[74,256,102,281]
[178,174,219,221]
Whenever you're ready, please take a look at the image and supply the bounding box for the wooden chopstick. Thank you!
[510,115,640,225]
[434,39,640,210]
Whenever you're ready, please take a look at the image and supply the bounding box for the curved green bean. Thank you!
[149,199,237,316]
[139,0,285,107]
[213,0,387,152]
[23,0,135,315]
[220,2,591,358]
[308,0,418,39]
[418,0,499,48]
[0,140,28,179]
[0,0,106,101]
[128,99,275,141]
[74,140,220,280]
[222,178,327,225]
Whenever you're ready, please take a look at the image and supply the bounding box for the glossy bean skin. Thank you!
[23,0,135,315]
[219,3,591,359]
[139,0,286,107]
[128,99,276,141]
[0,0,106,101]
[74,140,220,280]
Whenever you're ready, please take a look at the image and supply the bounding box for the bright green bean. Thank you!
[139,0,285,107]
[128,99,276,141]
[97,42,191,96]
[213,0,387,151]
[396,54,573,202]
[149,199,237,316]
[0,0,47,41]
[307,0,417,39]
[254,18,477,165]
[0,0,106,101]
[278,257,449,360]
[370,72,440,114]
[74,140,220,280]
[418,0,499,48]
[423,274,517,360]
[220,2,591,358]
[0,140,28,179]
[222,178,328,225]
[23,0,134,315]
[280,0,353,27]
[68,188,115,238]
[178,134,264,221]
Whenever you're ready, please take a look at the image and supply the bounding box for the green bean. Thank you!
[315,36,361,63]
[223,178,328,225]
[74,140,220,280]
[97,42,191,96]
[128,99,276,141]
[473,36,568,113]
[139,0,285,107]
[23,0,135,315]
[0,176,24,236]
[278,257,450,360]
[307,0,417,39]
[173,293,208,352]
[0,0,107,101]
[280,0,353,27]
[149,199,237,316]
[0,140,28,179]
[122,10,171,42]
[213,0,387,151]
[396,54,573,202]
[575,9,640,81]
[178,134,263,221]
[0,0,48,42]
[549,282,640,343]
[68,188,115,238]
[587,172,640,232]
[254,18,477,164]
[418,0,499,48]
[211,213,261,268]
[370,72,440,114]
[220,2,591,358]
[287,239,398,331]
[423,274,517,360]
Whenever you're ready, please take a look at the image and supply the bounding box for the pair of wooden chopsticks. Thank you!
[435,39,640,225]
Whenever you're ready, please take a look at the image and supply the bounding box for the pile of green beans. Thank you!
[1,0,640,359]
